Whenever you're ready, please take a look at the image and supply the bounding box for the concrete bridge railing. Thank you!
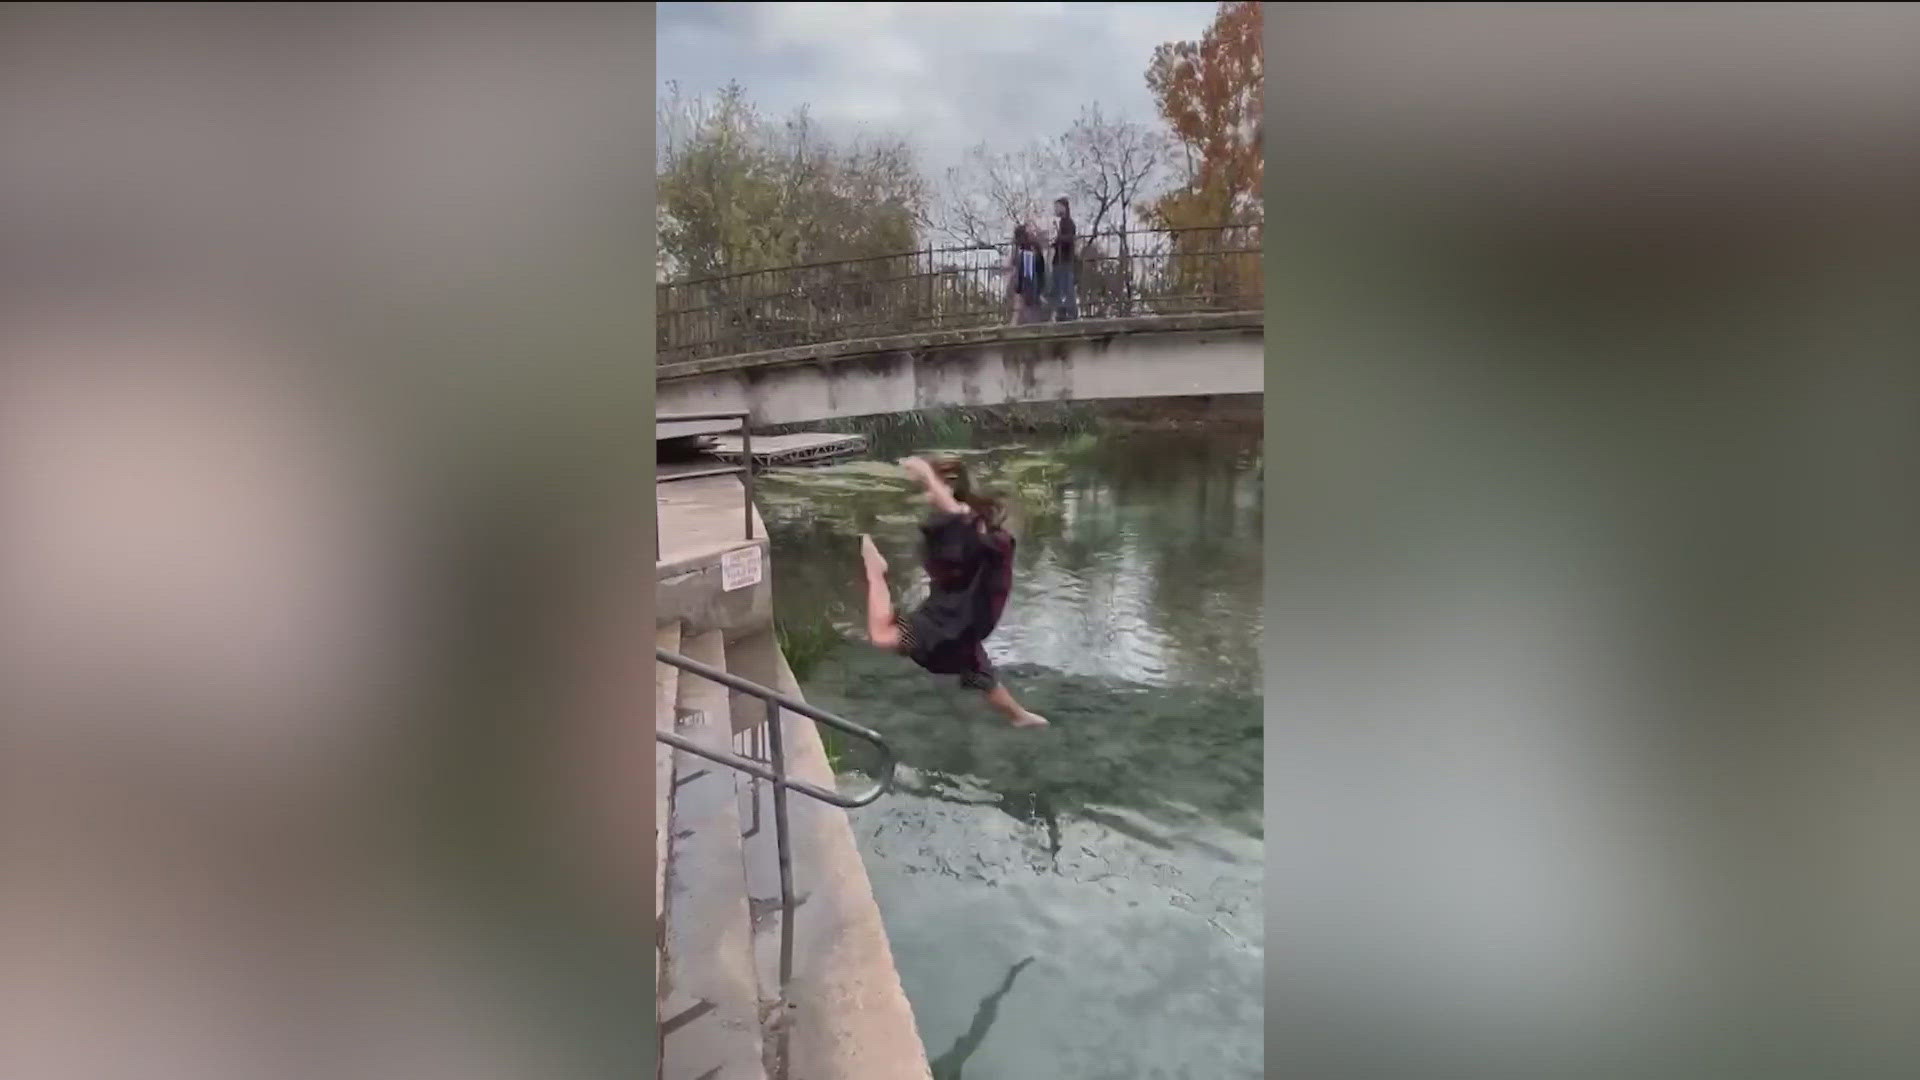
[655,310,1264,429]
[657,223,1262,366]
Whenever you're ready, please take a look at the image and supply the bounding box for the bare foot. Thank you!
[1008,711,1049,729]
[859,534,888,576]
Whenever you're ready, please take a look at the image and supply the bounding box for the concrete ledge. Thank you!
[764,646,934,1080]
[655,311,1264,428]
[656,416,739,440]
[656,541,773,643]
[659,629,765,1079]
[657,474,774,644]
[657,310,1263,381]
[654,537,766,583]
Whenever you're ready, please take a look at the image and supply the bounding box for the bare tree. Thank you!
[656,80,708,166]
[926,141,1063,250]
[1055,103,1169,241]
[1045,104,1171,315]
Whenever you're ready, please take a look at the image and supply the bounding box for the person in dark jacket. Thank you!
[859,456,1048,728]
[1049,196,1078,321]
[1006,224,1047,325]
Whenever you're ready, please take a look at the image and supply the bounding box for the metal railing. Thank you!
[655,646,896,992]
[657,222,1263,365]
[654,410,754,561]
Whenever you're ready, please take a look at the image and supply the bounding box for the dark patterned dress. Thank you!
[892,511,1015,691]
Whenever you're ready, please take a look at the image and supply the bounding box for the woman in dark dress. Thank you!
[859,456,1048,728]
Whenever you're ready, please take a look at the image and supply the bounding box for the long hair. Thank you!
[932,457,1004,529]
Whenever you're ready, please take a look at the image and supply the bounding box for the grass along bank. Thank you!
[777,617,855,772]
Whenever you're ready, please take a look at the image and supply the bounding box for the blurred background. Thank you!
[0,7,655,1079]
[1269,6,1920,1079]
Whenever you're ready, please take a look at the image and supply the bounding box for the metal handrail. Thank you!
[654,647,896,807]
[655,410,754,560]
[656,646,897,992]
[657,222,1264,363]
[661,223,1257,290]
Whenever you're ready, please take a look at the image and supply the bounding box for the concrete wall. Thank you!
[655,312,1263,427]
[655,539,772,640]
[655,541,781,736]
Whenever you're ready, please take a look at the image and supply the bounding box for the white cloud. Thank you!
[657,1,1217,176]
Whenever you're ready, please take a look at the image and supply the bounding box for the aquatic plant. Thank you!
[775,617,842,683]
[775,617,855,772]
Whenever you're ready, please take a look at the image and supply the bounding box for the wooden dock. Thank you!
[709,432,867,467]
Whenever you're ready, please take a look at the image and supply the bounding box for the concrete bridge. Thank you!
[655,310,1263,432]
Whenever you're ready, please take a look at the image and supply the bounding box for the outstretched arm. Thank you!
[901,456,967,516]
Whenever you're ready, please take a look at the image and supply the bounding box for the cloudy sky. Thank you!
[657,2,1218,177]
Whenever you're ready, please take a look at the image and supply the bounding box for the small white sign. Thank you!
[720,544,763,592]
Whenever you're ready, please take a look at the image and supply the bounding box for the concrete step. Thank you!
[659,628,766,1080]
[654,620,681,1015]
[735,760,791,1075]
[655,473,769,570]
[728,714,786,1072]
[733,646,935,1080]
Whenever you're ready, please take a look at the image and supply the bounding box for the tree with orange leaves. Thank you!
[1142,1,1262,309]
[1146,0,1263,228]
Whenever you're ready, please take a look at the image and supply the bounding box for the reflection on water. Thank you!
[760,428,1262,692]
[759,422,1264,1079]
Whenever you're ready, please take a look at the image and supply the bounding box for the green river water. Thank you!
[756,418,1264,1079]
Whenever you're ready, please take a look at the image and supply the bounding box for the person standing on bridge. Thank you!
[858,457,1049,729]
[1006,224,1047,326]
[1050,196,1079,321]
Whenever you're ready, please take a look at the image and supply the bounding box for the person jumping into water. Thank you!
[859,456,1049,728]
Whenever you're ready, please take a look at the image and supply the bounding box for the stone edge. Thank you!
[658,310,1264,381]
